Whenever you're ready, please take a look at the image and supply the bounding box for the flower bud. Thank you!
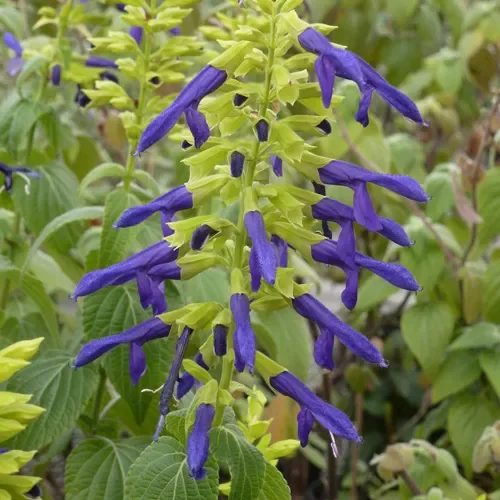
[255,119,269,142]
[230,151,245,178]
[316,119,332,135]
[233,93,248,107]
[213,324,228,356]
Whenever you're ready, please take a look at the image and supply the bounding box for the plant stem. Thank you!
[398,470,422,496]
[90,368,107,435]
[351,392,363,500]
[0,213,21,309]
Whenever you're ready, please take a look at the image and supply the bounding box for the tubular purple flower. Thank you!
[51,64,62,86]
[185,105,210,149]
[129,26,143,45]
[191,224,218,251]
[271,234,288,268]
[72,240,177,299]
[271,155,283,177]
[73,317,170,384]
[85,55,118,69]
[312,182,333,239]
[169,27,181,36]
[136,272,167,315]
[4,32,24,76]
[316,119,332,135]
[100,70,119,83]
[114,185,193,229]
[233,93,248,107]
[255,119,269,142]
[244,211,277,286]
[249,247,261,292]
[177,353,208,399]
[270,370,361,443]
[292,293,386,366]
[312,198,411,247]
[75,85,91,107]
[298,27,426,127]
[230,151,245,178]
[187,403,215,481]
[135,65,227,155]
[0,162,40,194]
[297,407,315,447]
[230,293,256,373]
[314,327,335,371]
[213,324,228,356]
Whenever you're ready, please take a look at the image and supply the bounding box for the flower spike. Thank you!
[187,403,215,480]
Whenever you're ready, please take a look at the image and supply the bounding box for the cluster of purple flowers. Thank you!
[69,22,428,481]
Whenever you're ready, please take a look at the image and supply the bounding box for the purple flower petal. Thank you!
[3,32,22,55]
[314,54,335,108]
[114,185,193,228]
[355,87,374,127]
[213,325,228,356]
[129,342,147,385]
[314,327,335,371]
[85,55,118,69]
[249,247,262,292]
[230,151,245,178]
[297,407,315,447]
[129,26,143,45]
[270,371,361,442]
[135,65,227,155]
[151,282,167,315]
[353,182,383,232]
[255,119,269,142]
[271,234,288,268]
[148,262,182,282]
[244,211,277,286]
[185,105,210,149]
[187,403,215,480]
[271,155,283,177]
[336,220,356,267]
[7,55,24,77]
[342,267,359,310]
[191,224,217,251]
[51,64,62,86]
[231,293,256,373]
[136,271,154,310]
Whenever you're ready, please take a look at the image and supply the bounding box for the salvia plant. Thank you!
[0,0,499,498]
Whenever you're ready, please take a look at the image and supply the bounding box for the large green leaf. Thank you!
[254,308,312,381]
[482,262,500,324]
[83,285,175,424]
[209,424,266,500]
[424,171,455,221]
[12,162,83,253]
[78,162,125,194]
[355,274,399,312]
[65,437,150,500]
[400,243,446,293]
[431,351,482,403]
[0,257,59,347]
[448,393,500,477]
[401,302,455,378]
[479,350,500,400]
[124,437,219,500]
[178,268,230,305]
[21,206,105,274]
[448,323,500,351]
[257,463,291,500]
[99,190,141,267]
[0,313,50,351]
[6,350,99,450]
[478,168,500,245]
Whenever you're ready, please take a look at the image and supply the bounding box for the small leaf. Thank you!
[479,351,500,400]
[478,168,500,245]
[79,163,125,194]
[482,262,500,324]
[431,351,481,403]
[65,437,150,500]
[124,437,219,500]
[355,274,399,312]
[6,350,99,451]
[448,323,500,351]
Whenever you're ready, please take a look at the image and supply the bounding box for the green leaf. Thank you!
[177,268,230,305]
[257,463,291,500]
[401,302,456,378]
[448,323,500,351]
[99,190,141,267]
[21,206,105,274]
[12,162,83,253]
[448,393,500,477]
[15,56,49,99]
[431,351,482,403]
[209,424,266,500]
[478,168,500,246]
[387,134,426,184]
[79,163,125,194]
[479,350,500,400]
[386,0,419,27]
[6,350,99,450]
[83,286,175,424]
[0,6,24,36]
[124,437,219,500]
[0,257,59,347]
[400,243,446,293]
[65,437,150,500]
[424,171,454,221]
[0,314,50,352]
[482,262,500,324]
[355,274,399,312]
[254,308,312,381]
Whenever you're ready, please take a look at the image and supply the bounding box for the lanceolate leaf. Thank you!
[124,437,219,500]
[65,437,150,500]
[6,350,99,450]
[79,163,125,194]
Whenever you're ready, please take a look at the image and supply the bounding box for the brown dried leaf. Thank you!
[264,394,299,443]
[452,170,483,224]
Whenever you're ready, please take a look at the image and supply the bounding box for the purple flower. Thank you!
[233,93,248,107]
[169,27,181,36]
[213,324,228,356]
[115,3,126,10]
[0,162,40,194]
[312,197,411,248]
[270,370,361,443]
[271,234,288,268]
[230,151,245,178]
[51,64,62,86]
[187,403,215,480]
[100,71,119,83]
[129,26,143,45]
[191,224,217,251]
[73,317,170,385]
[230,293,256,373]
[271,155,283,177]
[245,211,277,286]
[177,353,209,399]
[318,161,428,233]
[298,27,426,127]
[312,182,333,239]
[75,85,91,107]
[316,119,332,135]
[314,327,335,371]
[3,32,24,77]
[292,293,386,366]
[72,240,177,299]
[136,272,167,315]
[135,65,227,154]
[255,119,269,142]
[85,55,118,69]
[114,185,193,229]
